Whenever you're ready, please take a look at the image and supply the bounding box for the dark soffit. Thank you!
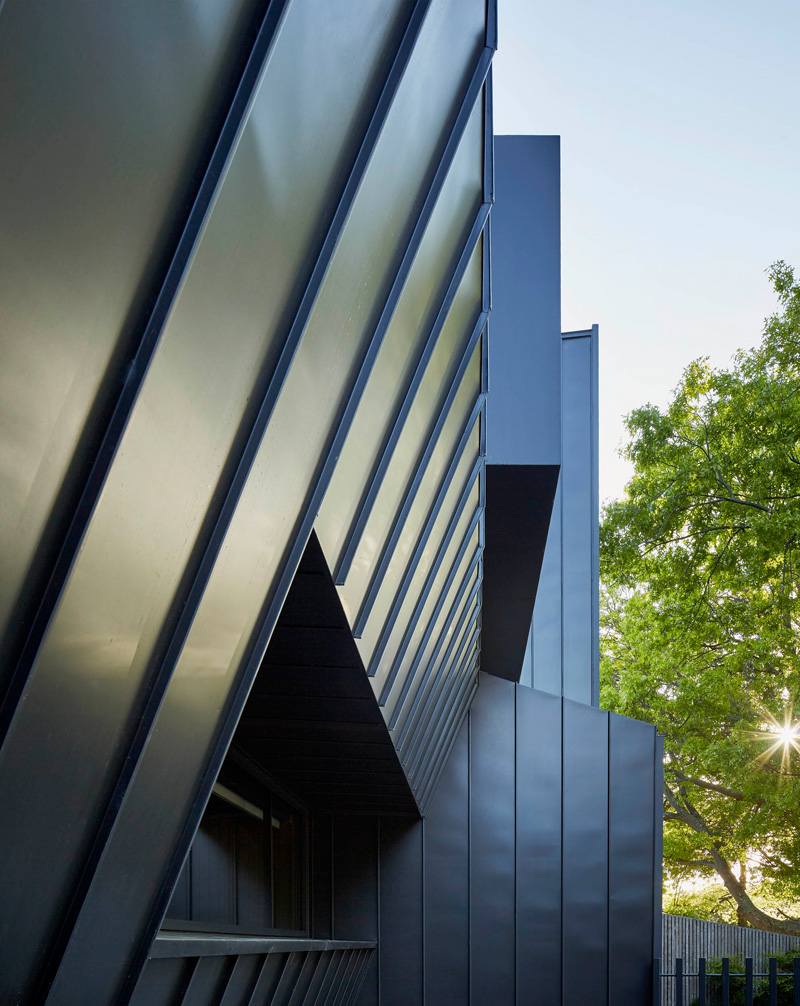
[234,531,419,816]
[480,462,559,681]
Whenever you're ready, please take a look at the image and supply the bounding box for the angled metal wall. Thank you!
[426,676,659,1006]
[481,135,561,683]
[289,675,659,1006]
[128,675,661,1006]
[526,326,600,703]
[0,1,495,1002]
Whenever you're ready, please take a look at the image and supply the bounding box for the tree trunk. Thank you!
[663,785,800,936]
[711,850,800,936]
[736,859,749,928]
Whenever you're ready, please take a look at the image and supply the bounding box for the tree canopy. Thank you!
[600,262,800,934]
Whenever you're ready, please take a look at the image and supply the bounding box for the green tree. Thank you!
[601,263,800,935]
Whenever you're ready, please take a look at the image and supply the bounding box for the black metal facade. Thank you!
[0,3,661,1005]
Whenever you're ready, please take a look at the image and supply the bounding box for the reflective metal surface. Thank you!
[0,0,263,692]
[562,698,609,1006]
[315,99,484,572]
[29,2,490,1002]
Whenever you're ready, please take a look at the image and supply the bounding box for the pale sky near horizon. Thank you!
[492,0,800,505]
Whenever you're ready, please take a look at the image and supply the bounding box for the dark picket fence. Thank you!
[656,957,800,1006]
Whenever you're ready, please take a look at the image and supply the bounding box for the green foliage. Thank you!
[600,263,800,929]
[689,952,800,1006]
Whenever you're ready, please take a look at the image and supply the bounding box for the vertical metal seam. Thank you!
[607,710,612,1006]
[591,324,600,706]
[468,707,473,1006]
[559,336,566,699]
[560,698,565,1006]
[331,817,335,943]
[376,818,381,1006]
[421,815,426,1006]
[514,683,519,1006]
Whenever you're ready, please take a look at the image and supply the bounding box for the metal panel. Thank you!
[365,419,481,692]
[395,550,481,751]
[487,136,561,467]
[560,328,600,705]
[0,2,415,1001]
[516,687,563,1006]
[360,350,483,676]
[36,2,490,1002]
[408,612,480,785]
[382,517,481,731]
[315,98,484,572]
[530,478,564,695]
[423,716,470,1006]
[609,713,658,1006]
[468,673,515,1006]
[383,474,481,717]
[353,316,486,641]
[379,820,424,1006]
[421,627,480,772]
[331,815,379,942]
[0,0,264,695]
[340,244,483,629]
[419,665,478,814]
[366,344,482,690]
[403,595,480,775]
[562,699,609,1006]
[311,814,333,940]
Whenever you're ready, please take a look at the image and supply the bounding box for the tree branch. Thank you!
[667,769,745,800]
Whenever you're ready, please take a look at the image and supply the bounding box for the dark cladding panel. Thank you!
[365,424,480,704]
[343,246,483,639]
[488,136,561,467]
[382,485,480,727]
[469,674,515,1006]
[0,0,263,685]
[39,0,491,1001]
[311,813,333,940]
[530,478,563,696]
[316,97,484,573]
[560,330,599,706]
[379,820,423,1006]
[516,686,562,1006]
[481,463,559,680]
[562,699,609,1006]
[332,816,379,1005]
[424,716,470,1006]
[608,713,658,1006]
[0,1,414,1000]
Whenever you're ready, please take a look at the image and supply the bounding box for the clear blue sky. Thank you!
[493,0,800,503]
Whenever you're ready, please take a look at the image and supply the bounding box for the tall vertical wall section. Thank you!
[304,137,662,1006]
[308,678,660,1006]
